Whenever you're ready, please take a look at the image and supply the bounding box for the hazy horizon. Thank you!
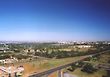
[0,0,110,41]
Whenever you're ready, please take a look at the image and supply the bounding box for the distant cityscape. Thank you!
[0,40,110,44]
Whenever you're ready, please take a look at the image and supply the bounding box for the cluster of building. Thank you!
[58,41,110,45]
[0,58,18,64]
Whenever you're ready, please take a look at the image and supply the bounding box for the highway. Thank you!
[29,50,110,77]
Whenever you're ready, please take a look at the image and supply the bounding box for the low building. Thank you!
[75,45,92,48]
[0,58,18,64]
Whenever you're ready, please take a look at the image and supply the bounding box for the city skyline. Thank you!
[0,0,110,41]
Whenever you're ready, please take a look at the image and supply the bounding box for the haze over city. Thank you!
[0,0,110,41]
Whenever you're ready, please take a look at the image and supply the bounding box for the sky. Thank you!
[0,0,110,41]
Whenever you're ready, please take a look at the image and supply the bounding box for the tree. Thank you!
[81,63,97,73]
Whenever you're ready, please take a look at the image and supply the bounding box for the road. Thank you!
[29,56,89,77]
[29,50,110,77]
